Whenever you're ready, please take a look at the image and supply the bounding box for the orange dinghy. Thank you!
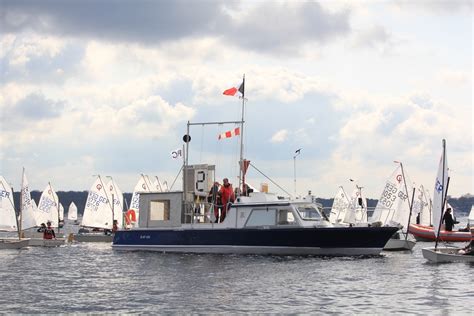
[409,223,472,242]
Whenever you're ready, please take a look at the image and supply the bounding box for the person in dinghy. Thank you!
[457,240,474,256]
[43,221,56,240]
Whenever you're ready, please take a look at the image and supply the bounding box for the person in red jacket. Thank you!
[43,221,56,240]
[218,178,235,222]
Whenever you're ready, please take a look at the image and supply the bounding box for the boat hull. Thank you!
[112,226,398,256]
[383,238,416,251]
[28,238,65,247]
[73,234,113,243]
[0,238,30,249]
[408,224,472,242]
[422,247,474,263]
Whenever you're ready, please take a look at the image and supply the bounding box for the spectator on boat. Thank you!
[43,221,56,240]
[442,208,455,231]
[112,220,118,233]
[207,182,221,223]
[416,212,421,225]
[242,183,254,197]
[219,178,235,222]
[37,223,46,233]
[459,222,470,232]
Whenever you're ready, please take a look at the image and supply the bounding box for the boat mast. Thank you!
[399,162,414,240]
[19,168,25,239]
[239,74,246,194]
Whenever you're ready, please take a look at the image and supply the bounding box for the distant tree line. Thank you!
[12,191,473,216]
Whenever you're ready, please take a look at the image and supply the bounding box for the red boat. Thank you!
[408,223,472,242]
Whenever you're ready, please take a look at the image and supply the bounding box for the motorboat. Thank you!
[113,86,397,256]
[409,223,471,242]
[113,187,398,256]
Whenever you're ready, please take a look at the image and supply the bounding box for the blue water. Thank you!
[0,226,472,313]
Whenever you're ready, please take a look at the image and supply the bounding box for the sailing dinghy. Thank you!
[74,176,116,242]
[422,140,473,262]
[0,176,29,249]
[67,202,79,224]
[371,162,416,251]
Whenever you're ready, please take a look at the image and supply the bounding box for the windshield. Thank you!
[296,204,323,220]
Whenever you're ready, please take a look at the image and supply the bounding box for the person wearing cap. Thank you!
[43,221,56,240]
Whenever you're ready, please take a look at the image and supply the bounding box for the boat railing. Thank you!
[183,200,232,224]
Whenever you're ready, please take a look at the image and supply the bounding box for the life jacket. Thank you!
[43,227,54,239]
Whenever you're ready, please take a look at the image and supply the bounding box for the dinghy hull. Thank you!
[383,238,416,251]
[0,239,30,249]
[73,234,113,243]
[28,238,65,247]
[422,247,474,263]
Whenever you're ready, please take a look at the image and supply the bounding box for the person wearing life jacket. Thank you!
[43,221,56,240]
[218,178,235,223]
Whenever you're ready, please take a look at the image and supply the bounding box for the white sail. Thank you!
[413,185,432,226]
[59,203,64,221]
[432,139,448,238]
[469,205,474,223]
[37,183,60,227]
[329,186,350,224]
[0,176,18,231]
[107,178,124,224]
[344,187,367,224]
[151,176,163,192]
[20,170,38,229]
[130,175,152,225]
[372,164,413,230]
[81,176,114,229]
[68,202,78,220]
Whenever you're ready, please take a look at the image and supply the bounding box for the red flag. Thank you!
[223,81,244,96]
[218,127,240,140]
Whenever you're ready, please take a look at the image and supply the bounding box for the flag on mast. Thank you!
[218,127,240,140]
[223,80,245,97]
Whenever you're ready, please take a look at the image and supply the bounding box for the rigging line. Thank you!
[169,165,184,191]
[249,162,292,197]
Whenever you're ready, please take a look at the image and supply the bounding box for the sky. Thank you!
[0,0,472,199]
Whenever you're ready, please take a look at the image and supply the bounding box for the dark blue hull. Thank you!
[112,226,398,256]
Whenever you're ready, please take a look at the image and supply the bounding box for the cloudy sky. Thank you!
[1,0,472,199]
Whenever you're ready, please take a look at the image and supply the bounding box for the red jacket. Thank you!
[219,184,235,210]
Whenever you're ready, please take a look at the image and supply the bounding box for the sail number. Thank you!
[379,183,398,209]
[0,189,10,198]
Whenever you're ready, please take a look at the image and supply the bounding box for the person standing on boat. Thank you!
[442,208,455,231]
[208,182,221,223]
[43,221,56,240]
[219,178,235,222]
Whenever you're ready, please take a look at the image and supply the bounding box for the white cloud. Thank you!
[270,129,289,143]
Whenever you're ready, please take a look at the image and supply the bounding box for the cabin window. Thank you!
[245,208,277,227]
[149,200,170,221]
[296,205,322,221]
[277,209,296,225]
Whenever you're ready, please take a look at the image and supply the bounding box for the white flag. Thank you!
[171,148,183,160]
